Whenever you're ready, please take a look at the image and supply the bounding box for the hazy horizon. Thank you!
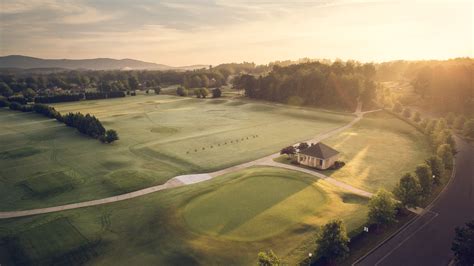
[1,0,472,66]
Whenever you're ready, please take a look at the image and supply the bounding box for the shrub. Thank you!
[0,98,10,107]
[108,91,126,98]
[154,87,161,94]
[453,116,466,130]
[463,120,474,138]
[85,92,107,100]
[212,87,222,98]
[257,250,280,266]
[9,102,22,111]
[176,87,188,97]
[280,146,296,156]
[8,95,27,105]
[446,112,455,126]
[34,94,82,103]
[104,129,119,143]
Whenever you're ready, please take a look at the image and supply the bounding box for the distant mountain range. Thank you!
[0,55,207,71]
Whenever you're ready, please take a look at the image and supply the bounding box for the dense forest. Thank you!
[232,61,377,110]
[376,58,473,115]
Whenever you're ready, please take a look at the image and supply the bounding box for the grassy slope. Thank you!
[0,167,368,265]
[0,95,352,211]
[323,111,431,192]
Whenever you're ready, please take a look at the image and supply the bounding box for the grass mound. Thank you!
[0,147,42,160]
[183,170,327,241]
[3,218,96,265]
[102,170,168,194]
[20,171,76,198]
[150,126,179,134]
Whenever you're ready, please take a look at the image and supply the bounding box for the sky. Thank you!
[0,0,472,66]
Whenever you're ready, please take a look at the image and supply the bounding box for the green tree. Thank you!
[425,119,437,134]
[211,87,222,98]
[104,129,119,143]
[200,88,209,98]
[176,86,188,97]
[297,142,309,151]
[435,118,447,132]
[154,86,161,94]
[415,164,433,197]
[393,173,421,208]
[451,220,474,266]
[191,75,202,88]
[257,250,280,266]
[463,120,474,138]
[446,112,455,126]
[315,219,350,263]
[22,88,36,99]
[0,82,13,97]
[201,75,210,88]
[128,76,140,90]
[453,116,466,130]
[425,156,443,185]
[280,146,296,156]
[437,144,454,169]
[368,189,397,228]
[420,118,429,130]
[413,111,421,122]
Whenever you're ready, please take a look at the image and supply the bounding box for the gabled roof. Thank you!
[299,142,339,159]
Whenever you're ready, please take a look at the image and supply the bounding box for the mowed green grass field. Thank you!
[323,111,432,192]
[0,167,369,265]
[0,95,352,210]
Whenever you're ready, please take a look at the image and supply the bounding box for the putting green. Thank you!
[183,172,327,241]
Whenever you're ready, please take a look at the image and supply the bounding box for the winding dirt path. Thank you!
[0,104,381,219]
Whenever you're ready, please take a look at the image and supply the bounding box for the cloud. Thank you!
[0,0,472,65]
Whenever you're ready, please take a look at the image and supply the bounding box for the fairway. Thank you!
[323,111,431,192]
[0,95,352,210]
[0,167,369,265]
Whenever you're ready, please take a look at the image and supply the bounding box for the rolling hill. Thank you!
[0,55,206,71]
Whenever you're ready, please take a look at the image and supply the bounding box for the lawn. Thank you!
[0,95,352,210]
[322,110,432,192]
[0,167,369,265]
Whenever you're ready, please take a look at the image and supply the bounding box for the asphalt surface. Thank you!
[355,136,474,266]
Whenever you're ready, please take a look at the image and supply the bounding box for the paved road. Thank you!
[0,104,380,219]
[354,135,474,266]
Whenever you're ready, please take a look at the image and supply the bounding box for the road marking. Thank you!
[374,210,440,265]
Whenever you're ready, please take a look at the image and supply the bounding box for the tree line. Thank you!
[376,58,473,115]
[233,60,377,111]
[0,98,118,143]
[0,62,265,99]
